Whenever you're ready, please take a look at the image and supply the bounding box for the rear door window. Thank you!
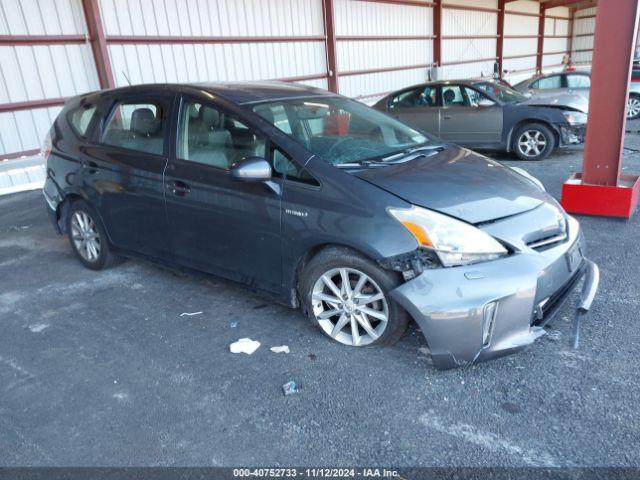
[101,101,167,155]
[68,105,97,138]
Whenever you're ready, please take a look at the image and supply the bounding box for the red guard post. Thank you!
[561,0,640,218]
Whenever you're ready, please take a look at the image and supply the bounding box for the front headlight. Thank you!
[389,206,508,267]
[563,111,587,125]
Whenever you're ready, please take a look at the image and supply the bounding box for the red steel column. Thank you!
[561,0,640,218]
[582,0,638,185]
[433,0,442,67]
[82,0,115,89]
[535,4,546,74]
[323,0,339,93]
[496,0,505,77]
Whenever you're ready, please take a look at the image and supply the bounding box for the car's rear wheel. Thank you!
[512,123,555,161]
[627,94,640,120]
[300,247,408,347]
[66,200,119,270]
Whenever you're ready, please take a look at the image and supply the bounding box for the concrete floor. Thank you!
[1,134,640,467]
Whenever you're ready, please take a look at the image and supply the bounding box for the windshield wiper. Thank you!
[380,144,446,163]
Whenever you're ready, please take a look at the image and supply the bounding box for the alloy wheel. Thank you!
[628,97,640,118]
[70,210,101,263]
[311,267,389,346]
[517,129,547,158]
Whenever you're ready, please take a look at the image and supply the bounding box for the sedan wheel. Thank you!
[627,95,640,120]
[70,210,101,263]
[311,267,389,347]
[517,130,547,158]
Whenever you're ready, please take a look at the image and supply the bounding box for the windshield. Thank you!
[474,82,527,104]
[252,96,429,166]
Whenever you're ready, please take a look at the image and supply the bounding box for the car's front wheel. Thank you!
[627,94,640,120]
[66,200,119,270]
[512,123,555,161]
[300,247,408,347]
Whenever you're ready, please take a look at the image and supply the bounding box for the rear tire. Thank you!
[66,199,120,271]
[627,94,640,120]
[299,246,408,347]
[512,123,555,161]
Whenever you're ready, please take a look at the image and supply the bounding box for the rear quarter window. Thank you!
[67,105,97,138]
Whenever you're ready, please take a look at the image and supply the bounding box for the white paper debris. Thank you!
[270,345,290,354]
[230,338,261,355]
[180,311,203,317]
[28,323,49,333]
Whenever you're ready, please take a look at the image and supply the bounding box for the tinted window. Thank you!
[177,100,266,170]
[102,101,166,155]
[567,74,590,88]
[442,86,466,106]
[253,97,429,166]
[273,148,319,186]
[68,105,97,138]
[390,86,437,108]
[532,76,562,89]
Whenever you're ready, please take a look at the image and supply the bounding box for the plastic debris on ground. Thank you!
[180,311,203,317]
[270,345,290,354]
[282,381,299,396]
[229,338,261,354]
[229,321,237,328]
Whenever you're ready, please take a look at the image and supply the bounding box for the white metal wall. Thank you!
[0,0,99,156]
[335,0,433,102]
[439,0,498,80]
[543,6,570,70]
[100,0,328,89]
[572,7,596,65]
[502,1,539,78]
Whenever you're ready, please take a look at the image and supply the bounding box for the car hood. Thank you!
[521,91,589,113]
[354,145,548,224]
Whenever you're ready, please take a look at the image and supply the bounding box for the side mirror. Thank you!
[230,156,272,182]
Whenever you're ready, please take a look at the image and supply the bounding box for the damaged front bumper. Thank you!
[560,124,586,145]
[390,208,599,370]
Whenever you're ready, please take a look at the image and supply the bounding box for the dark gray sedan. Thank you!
[374,80,587,161]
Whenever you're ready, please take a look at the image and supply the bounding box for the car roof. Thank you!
[79,81,335,106]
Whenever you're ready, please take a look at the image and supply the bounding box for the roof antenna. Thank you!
[122,71,131,86]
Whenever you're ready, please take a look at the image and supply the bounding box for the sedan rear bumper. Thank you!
[390,214,598,369]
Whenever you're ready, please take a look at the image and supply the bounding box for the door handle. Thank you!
[167,180,191,196]
[81,160,98,174]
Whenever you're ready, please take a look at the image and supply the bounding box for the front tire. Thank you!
[300,247,408,347]
[512,123,555,161]
[66,200,119,271]
[627,94,640,120]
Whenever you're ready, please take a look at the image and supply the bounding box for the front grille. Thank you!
[526,232,568,251]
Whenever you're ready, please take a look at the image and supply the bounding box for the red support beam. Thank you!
[322,0,339,93]
[543,0,596,9]
[0,35,86,45]
[567,8,575,62]
[433,0,442,67]
[0,97,67,114]
[107,35,326,44]
[497,0,505,77]
[561,0,640,218]
[340,62,435,77]
[536,4,546,74]
[82,0,114,89]
[336,35,436,41]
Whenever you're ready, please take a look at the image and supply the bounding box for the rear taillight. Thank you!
[42,130,52,162]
